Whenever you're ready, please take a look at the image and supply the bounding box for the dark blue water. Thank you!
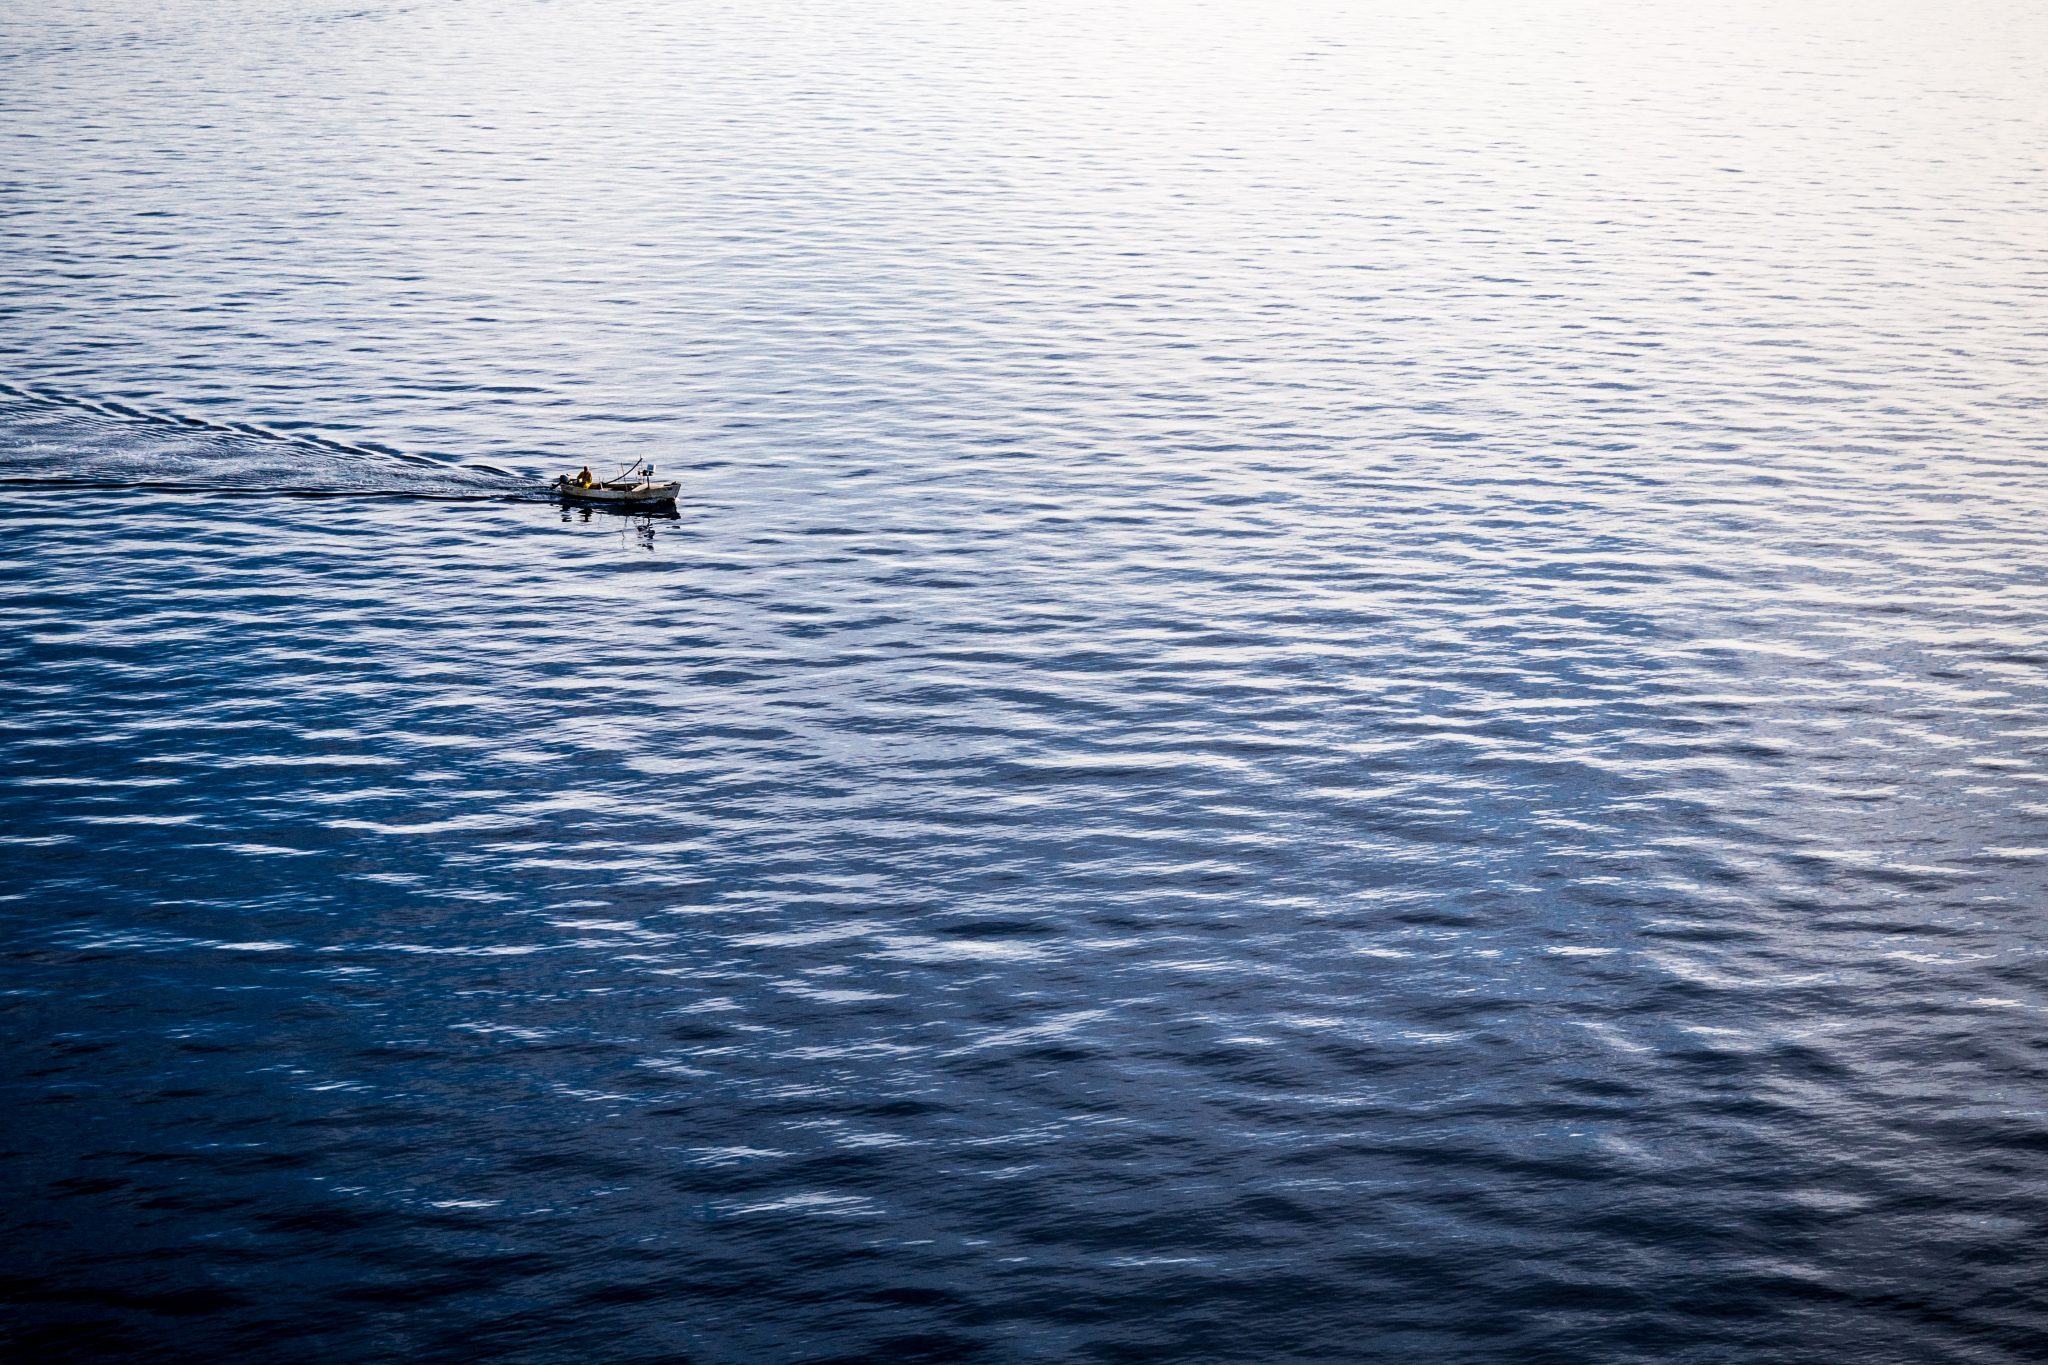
[6,1,2048,1360]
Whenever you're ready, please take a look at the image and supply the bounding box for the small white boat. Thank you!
[555,461,679,507]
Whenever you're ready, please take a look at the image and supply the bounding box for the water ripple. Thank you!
[5,0,2048,1361]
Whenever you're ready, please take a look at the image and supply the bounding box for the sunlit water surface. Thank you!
[4,2,2047,1360]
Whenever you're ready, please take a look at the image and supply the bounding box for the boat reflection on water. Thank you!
[558,496,680,549]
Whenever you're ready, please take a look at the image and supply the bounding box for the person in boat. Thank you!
[573,466,595,488]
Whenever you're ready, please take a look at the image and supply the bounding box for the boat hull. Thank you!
[556,478,680,507]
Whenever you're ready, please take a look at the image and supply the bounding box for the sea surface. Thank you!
[4,2,2047,1360]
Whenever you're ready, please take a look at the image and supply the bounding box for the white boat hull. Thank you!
[556,477,680,506]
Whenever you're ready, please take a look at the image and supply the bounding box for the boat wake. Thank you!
[0,381,539,501]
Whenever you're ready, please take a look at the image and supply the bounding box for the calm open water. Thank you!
[4,2,2047,1360]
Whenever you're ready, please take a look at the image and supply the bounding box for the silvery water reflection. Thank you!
[3,0,2046,1361]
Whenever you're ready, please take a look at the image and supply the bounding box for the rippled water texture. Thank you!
[5,2,2048,1360]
